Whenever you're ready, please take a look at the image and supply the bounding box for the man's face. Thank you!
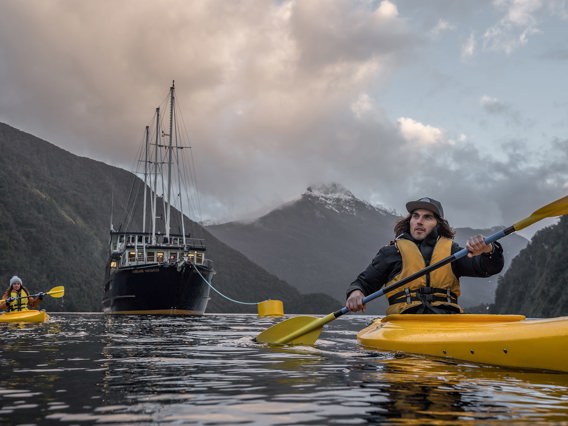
[409,209,438,241]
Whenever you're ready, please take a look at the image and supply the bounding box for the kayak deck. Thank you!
[0,310,49,323]
[357,314,568,373]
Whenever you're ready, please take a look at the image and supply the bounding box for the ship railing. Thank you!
[115,240,207,251]
[110,231,206,249]
[115,247,207,267]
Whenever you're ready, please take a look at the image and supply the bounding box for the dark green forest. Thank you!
[492,215,568,317]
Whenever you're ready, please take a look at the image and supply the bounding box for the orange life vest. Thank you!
[385,237,462,314]
[6,289,31,312]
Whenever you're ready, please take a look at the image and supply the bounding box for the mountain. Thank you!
[0,122,340,314]
[492,215,568,317]
[207,184,528,314]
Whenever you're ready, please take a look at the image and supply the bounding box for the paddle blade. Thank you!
[514,195,568,231]
[255,316,324,345]
[46,286,65,298]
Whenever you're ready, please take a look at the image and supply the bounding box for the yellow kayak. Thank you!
[0,310,49,323]
[357,314,568,373]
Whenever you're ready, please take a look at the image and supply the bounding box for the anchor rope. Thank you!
[190,261,259,305]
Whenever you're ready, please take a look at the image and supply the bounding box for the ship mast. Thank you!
[152,107,160,244]
[142,126,149,234]
[165,81,175,240]
[177,140,187,243]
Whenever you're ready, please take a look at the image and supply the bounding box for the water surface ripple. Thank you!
[1,313,567,425]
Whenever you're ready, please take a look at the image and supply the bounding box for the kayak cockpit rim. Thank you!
[380,314,527,323]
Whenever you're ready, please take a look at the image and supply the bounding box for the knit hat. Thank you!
[10,276,22,285]
[406,197,444,219]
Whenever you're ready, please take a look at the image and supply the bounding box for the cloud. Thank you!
[0,0,418,221]
[0,0,566,236]
[375,0,399,19]
[461,32,477,59]
[480,95,508,113]
[431,18,456,37]
[483,0,543,54]
[480,95,523,126]
[351,93,374,120]
[397,118,445,145]
[459,0,568,58]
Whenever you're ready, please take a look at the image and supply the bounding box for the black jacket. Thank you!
[346,229,504,299]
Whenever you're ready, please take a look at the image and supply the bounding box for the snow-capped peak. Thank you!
[305,183,355,201]
[303,183,385,216]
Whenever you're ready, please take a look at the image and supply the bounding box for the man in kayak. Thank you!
[0,276,43,312]
[346,197,504,314]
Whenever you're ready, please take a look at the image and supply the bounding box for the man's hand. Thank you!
[346,290,366,313]
[466,234,493,258]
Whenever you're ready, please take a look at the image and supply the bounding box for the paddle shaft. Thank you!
[330,225,515,320]
[9,293,41,301]
[0,286,64,304]
[2,291,48,301]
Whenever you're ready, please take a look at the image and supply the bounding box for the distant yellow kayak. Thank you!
[357,314,568,373]
[0,310,49,323]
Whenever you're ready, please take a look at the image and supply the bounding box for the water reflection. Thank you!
[349,353,568,424]
[0,314,567,425]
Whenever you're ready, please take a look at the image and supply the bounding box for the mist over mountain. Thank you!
[0,122,340,314]
[208,183,529,315]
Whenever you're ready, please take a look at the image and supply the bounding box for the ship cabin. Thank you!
[108,231,207,269]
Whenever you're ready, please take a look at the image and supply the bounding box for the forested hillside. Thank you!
[492,215,568,317]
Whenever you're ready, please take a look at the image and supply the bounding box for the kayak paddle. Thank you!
[40,286,65,298]
[255,195,568,345]
[0,286,65,304]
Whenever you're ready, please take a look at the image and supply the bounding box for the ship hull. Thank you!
[103,262,213,315]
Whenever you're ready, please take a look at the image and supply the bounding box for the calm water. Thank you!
[1,313,567,425]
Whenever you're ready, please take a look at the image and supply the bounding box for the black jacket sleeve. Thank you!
[451,241,505,278]
[346,244,401,298]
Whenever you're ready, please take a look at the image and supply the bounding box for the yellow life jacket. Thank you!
[385,237,462,315]
[7,289,30,312]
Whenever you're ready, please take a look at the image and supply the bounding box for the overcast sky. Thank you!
[1,0,567,237]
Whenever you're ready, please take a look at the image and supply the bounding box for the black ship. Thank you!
[103,82,215,315]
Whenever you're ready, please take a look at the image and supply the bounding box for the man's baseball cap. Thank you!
[406,197,444,218]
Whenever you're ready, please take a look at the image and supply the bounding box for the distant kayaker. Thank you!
[346,197,504,314]
[0,276,43,312]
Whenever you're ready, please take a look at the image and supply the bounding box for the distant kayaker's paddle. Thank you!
[40,286,65,299]
[255,195,568,345]
[0,286,65,304]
